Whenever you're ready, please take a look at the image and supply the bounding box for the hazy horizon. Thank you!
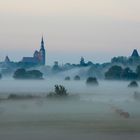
[0,0,140,65]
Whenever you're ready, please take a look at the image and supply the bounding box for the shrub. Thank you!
[74,75,80,80]
[86,77,98,86]
[128,81,139,88]
[65,76,70,81]
[8,94,36,100]
[26,70,43,79]
[54,85,68,96]
[13,68,43,79]
[105,65,123,80]
[13,68,26,79]
[47,85,68,97]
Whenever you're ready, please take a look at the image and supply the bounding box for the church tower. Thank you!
[39,36,46,65]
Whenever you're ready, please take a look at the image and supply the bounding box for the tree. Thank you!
[128,81,139,88]
[13,68,26,79]
[105,66,123,80]
[65,76,71,81]
[121,67,137,80]
[86,77,98,86]
[26,70,43,79]
[136,65,140,79]
[54,85,68,96]
[47,85,68,97]
[13,68,43,79]
[74,75,80,80]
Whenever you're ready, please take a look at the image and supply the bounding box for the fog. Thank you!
[0,79,140,139]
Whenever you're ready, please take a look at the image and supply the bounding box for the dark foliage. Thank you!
[105,66,123,80]
[8,94,37,100]
[47,85,68,97]
[105,65,138,80]
[121,67,137,80]
[128,81,139,88]
[74,75,80,80]
[65,76,71,81]
[13,68,43,79]
[54,85,68,96]
[86,77,99,86]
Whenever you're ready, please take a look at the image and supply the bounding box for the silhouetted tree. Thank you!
[128,81,138,88]
[65,76,71,81]
[105,66,123,80]
[86,77,98,86]
[54,85,68,96]
[26,70,43,79]
[13,68,43,79]
[74,75,80,80]
[121,67,137,80]
[13,68,26,79]
[47,85,68,97]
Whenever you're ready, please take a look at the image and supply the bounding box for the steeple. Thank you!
[131,49,139,58]
[39,36,46,65]
[5,56,10,63]
[80,57,85,66]
[41,36,44,50]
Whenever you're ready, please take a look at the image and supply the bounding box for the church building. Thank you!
[21,37,46,65]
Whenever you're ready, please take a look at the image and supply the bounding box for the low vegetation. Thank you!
[47,85,69,97]
[74,75,80,80]
[13,68,43,79]
[86,77,99,86]
[8,94,39,100]
[65,76,71,81]
[128,81,139,88]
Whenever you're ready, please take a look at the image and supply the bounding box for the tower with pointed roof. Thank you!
[131,49,139,58]
[5,56,10,63]
[39,36,46,65]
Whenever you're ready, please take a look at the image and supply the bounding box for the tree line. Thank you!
[105,65,140,80]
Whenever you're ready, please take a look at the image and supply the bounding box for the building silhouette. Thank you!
[131,49,139,58]
[21,37,46,65]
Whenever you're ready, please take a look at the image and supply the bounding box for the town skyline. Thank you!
[0,35,139,66]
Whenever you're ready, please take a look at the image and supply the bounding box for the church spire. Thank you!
[41,36,44,44]
[131,49,139,58]
[41,36,44,49]
[39,36,46,65]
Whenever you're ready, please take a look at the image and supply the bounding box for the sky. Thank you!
[0,0,140,65]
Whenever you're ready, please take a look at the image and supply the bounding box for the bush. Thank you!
[8,94,36,100]
[105,65,123,80]
[13,68,26,79]
[65,76,70,81]
[128,81,138,88]
[13,68,43,79]
[86,77,98,86]
[121,67,137,80]
[47,85,68,97]
[26,70,43,79]
[74,75,80,80]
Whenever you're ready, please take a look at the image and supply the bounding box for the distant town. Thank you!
[0,37,140,79]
